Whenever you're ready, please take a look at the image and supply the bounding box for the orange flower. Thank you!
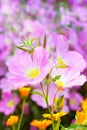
[43,111,66,121]
[81,98,87,112]
[6,115,18,126]
[19,87,31,98]
[30,119,52,130]
[76,111,87,125]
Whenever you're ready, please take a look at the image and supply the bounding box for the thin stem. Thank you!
[40,83,51,113]
[8,128,11,130]
[40,83,55,130]
[43,34,46,49]
[17,99,25,130]
[13,126,15,130]
[40,82,45,97]
[46,84,49,99]
[45,65,56,107]
[52,89,58,113]
[56,120,60,130]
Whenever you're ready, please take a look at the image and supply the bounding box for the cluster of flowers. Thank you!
[0,0,87,130]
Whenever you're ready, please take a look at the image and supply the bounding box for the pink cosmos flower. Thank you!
[52,69,86,88]
[53,34,86,72]
[7,47,50,89]
[0,92,20,115]
[20,20,48,43]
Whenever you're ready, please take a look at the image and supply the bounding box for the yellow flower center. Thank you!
[28,26,34,32]
[27,68,40,79]
[57,57,68,68]
[55,80,65,87]
[70,99,76,105]
[7,100,14,107]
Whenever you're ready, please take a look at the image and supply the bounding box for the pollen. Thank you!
[6,115,18,126]
[19,87,31,98]
[7,100,14,107]
[55,80,65,88]
[27,67,40,79]
[30,119,52,130]
[57,57,68,68]
[70,99,76,105]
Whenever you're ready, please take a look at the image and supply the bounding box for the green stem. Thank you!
[40,83,55,130]
[52,89,58,113]
[40,83,45,97]
[17,99,25,130]
[46,84,49,100]
[13,126,15,130]
[40,83,51,113]
[56,120,60,130]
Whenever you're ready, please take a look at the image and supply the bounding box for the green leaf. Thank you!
[52,75,61,82]
[31,91,43,97]
[61,124,87,130]
[83,128,87,130]
[16,45,34,53]
[68,124,83,129]
[57,95,64,107]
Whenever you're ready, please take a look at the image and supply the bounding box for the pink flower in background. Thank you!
[69,91,83,110]
[70,27,87,62]
[54,34,86,72]
[0,63,7,77]
[0,0,20,16]
[68,0,87,6]
[0,78,16,92]
[0,35,11,63]
[7,47,51,89]
[20,20,48,43]
[0,92,20,115]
